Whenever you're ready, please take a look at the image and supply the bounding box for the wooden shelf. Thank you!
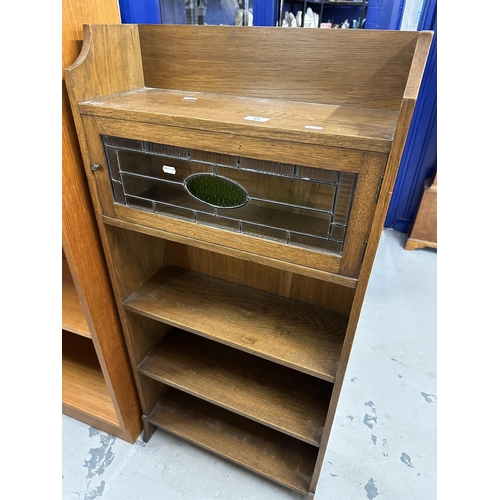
[80,87,398,153]
[62,330,119,426]
[124,265,347,382]
[138,329,332,446]
[62,257,91,338]
[103,215,358,288]
[149,388,318,494]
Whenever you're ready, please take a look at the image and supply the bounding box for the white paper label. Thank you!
[162,165,176,174]
[182,97,198,101]
[244,116,270,122]
[305,125,323,130]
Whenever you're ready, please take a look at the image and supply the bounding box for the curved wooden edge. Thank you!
[64,23,144,106]
[64,24,92,72]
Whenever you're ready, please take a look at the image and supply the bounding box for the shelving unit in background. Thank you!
[278,0,368,27]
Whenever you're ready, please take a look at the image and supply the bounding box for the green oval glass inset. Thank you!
[185,174,248,208]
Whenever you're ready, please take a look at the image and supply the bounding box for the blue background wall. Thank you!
[119,0,161,23]
[365,0,404,29]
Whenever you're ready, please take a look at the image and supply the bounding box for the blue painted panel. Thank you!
[119,0,161,23]
[366,0,404,29]
[385,0,437,230]
[124,1,272,26]
[253,0,276,26]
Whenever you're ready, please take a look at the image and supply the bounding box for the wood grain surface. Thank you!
[113,205,343,275]
[62,257,91,338]
[95,117,367,170]
[62,330,119,426]
[103,214,358,288]
[80,87,399,152]
[138,329,332,446]
[149,389,317,494]
[164,241,356,316]
[138,25,419,110]
[125,265,347,382]
[339,152,387,277]
[405,175,437,250]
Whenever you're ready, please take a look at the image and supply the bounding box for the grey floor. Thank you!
[62,228,437,500]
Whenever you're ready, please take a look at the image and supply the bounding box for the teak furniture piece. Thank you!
[405,173,437,250]
[62,0,142,442]
[65,25,432,498]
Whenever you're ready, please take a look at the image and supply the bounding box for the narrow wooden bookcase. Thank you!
[65,25,432,497]
[62,0,142,442]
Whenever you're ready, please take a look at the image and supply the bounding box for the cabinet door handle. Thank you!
[90,163,101,172]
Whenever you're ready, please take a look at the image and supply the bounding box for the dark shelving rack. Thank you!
[278,0,368,28]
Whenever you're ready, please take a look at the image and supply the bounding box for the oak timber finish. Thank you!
[62,0,142,443]
[339,152,387,277]
[103,215,357,288]
[405,174,437,250]
[124,265,347,381]
[62,330,119,427]
[149,389,317,494]
[112,204,344,275]
[138,25,419,110]
[94,117,368,172]
[101,224,169,417]
[138,330,331,446]
[80,88,398,153]
[62,257,91,338]
[164,241,356,316]
[64,24,433,498]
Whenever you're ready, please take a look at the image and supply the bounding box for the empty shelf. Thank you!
[124,265,347,382]
[62,258,91,338]
[138,329,332,446]
[149,388,317,494]
[62,330,119,426]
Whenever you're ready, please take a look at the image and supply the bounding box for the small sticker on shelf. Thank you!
[162,165,177,174]
[305,125,323,130]
[182,97,198,101]
[244,116,270,122]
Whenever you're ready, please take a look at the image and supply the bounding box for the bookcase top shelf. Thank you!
[80,87,399,153]
[66,24,432,157]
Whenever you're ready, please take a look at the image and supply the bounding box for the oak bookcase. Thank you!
[65,24,432,498]
[62,0,142,442]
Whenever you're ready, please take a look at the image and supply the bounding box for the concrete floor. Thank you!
[62,228,437,500]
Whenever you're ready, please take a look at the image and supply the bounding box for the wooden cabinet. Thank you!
[405,173,437,250]
[62,0,142,442]
[65,24,432,497]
